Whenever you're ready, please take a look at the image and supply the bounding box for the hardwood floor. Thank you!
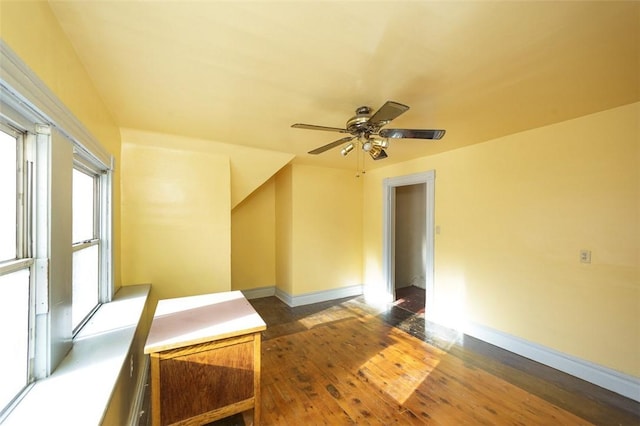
[143,294,639,426]
[226,295,638,426]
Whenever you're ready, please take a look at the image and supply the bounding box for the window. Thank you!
[72,166,101,331]
[1,43,114,419]
[0,125,33,413]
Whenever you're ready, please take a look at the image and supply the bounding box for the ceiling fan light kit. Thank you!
[341,142,355,156]
[369,144,387,160]
[292,100,446,161]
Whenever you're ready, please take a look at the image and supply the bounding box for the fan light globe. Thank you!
[372,138,389,149]
[341,142,355,156]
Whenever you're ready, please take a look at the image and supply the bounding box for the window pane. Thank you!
[0,130,17,261]
[0,269,30,411]
[72,169,95,243]
[72,245,99,330]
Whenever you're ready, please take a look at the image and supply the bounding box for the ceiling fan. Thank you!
[292,100,445,160]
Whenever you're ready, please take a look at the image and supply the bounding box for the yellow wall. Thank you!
[232,177,276,290]
[120,137,231,302]
[274,164,363,296]
[363,102,640,377]
[0,0,122,287]
[275,165,294,295]
[120,128,294,301]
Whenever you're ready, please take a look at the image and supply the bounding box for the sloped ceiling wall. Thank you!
[121,128,294,208]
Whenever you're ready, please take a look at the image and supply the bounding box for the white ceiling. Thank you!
[48,1,639,170]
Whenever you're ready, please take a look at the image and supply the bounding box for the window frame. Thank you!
[71,158,111,334]
[0,122,36,418]
[74,148,114,307]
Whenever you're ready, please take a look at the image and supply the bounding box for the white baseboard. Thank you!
[275,285,363,307]
[241,286,276,300]
[464,321,640,402]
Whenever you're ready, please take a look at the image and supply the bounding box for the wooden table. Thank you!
[144,291,266,426]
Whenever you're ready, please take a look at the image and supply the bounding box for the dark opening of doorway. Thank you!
[394,285,425,315]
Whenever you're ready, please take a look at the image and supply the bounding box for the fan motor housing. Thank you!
[346,106,373,133]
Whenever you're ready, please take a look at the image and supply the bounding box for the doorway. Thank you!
[394,183,426,314]
[382,171,435,317]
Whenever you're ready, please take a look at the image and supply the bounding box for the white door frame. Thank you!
[382,170,435,315]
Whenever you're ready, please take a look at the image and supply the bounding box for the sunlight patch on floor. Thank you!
[296,306,360,329]
[357,335,442,405]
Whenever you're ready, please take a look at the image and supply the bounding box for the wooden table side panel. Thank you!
[159,338,255,425]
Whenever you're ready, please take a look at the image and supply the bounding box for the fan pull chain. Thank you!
[354,141,360,177]
[355,141,365,177]
[360,141,367,177]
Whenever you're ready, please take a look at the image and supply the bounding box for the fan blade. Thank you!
[368,101,409,128]
[379,129,446,140]
[308,136,354,155]
[292,123,349,133]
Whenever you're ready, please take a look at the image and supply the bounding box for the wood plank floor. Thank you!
[207,295,639,426]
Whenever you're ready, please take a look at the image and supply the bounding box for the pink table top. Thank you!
[144,290,266,354]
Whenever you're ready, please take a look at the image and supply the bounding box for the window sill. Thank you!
[4,284,151,425]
